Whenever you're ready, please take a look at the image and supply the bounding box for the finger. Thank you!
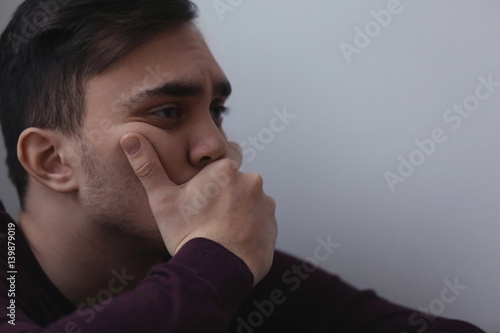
[120,133,176,198]
[226,141,243,170]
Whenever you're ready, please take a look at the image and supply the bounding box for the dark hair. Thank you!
[0,0,198,206]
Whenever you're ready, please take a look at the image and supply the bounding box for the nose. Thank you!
[188,118,228,169]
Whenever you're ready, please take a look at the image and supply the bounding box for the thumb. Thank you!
[120,134,176,198]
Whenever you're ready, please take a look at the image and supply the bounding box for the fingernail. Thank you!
[122,136,141,157]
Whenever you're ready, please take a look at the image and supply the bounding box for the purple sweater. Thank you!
[0,201,484,332]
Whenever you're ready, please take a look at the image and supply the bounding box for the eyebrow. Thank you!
[122,78,232,106]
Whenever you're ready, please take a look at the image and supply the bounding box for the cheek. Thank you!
[82,117,120,149]
[112,123,192,185]
[151,141,191,185]
[146,125,230,184]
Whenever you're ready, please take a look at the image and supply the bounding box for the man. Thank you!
[0,0,485,332]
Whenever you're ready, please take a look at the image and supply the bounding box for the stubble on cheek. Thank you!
[78,139,163,244]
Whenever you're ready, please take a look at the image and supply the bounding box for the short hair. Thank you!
[0,0,198,206]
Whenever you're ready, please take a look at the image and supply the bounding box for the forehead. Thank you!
[121,23,219,73]
[84,23,227,111]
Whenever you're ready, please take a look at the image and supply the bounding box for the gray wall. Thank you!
[0,0,21,217]
[1,0,498,331]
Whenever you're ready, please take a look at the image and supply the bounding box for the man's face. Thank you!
[78,23,230,247]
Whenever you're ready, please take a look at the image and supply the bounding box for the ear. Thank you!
[17,128,80,193]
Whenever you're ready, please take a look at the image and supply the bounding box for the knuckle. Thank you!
[220,158,239,172]
[267,196,277,211]
[226,143,243,165]
[270,225,278,242]
[134,159,156,179]
[247,173,264,189]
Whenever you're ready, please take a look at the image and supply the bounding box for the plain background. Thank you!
[1,0,498,331]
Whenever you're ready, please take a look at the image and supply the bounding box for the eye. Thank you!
[211,106,229,121]
[153,107,179,119]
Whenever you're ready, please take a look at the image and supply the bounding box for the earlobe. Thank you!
[17,128,80,193]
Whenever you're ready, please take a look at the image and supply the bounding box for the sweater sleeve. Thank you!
[227,251,485,333]
[0,238,254,333]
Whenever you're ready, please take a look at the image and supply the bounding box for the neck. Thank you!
[18,185,165,305]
